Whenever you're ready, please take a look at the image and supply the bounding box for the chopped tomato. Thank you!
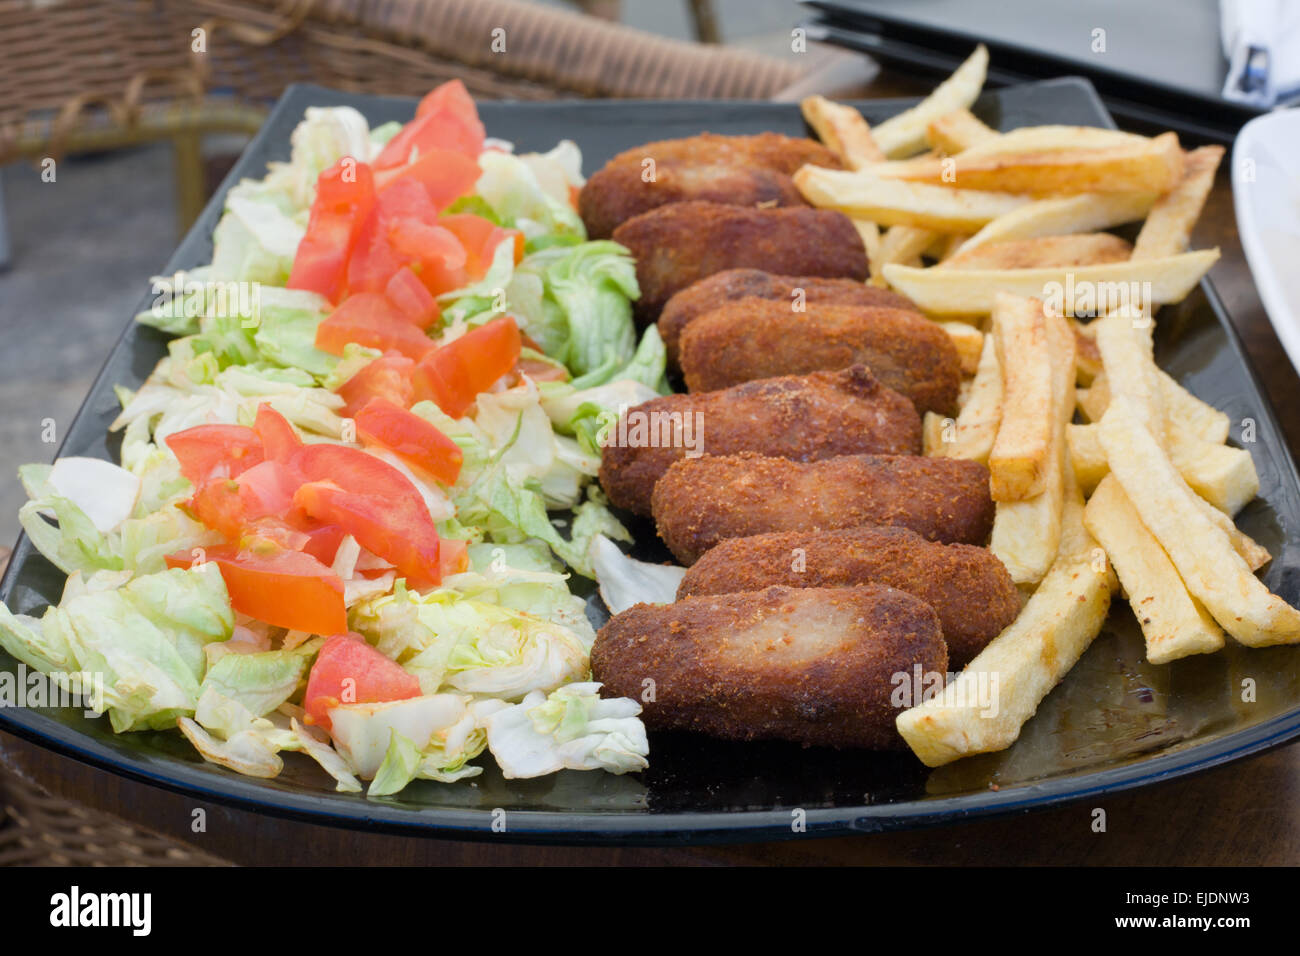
[412,315,522,418]
[166,542,346,636]
[439,213,524,274]
[234,459,301,524]
[439,537,469,577]
[287,159,376,304]
[166,425,263,486]
[290,444,443,589]
[354,398,463,486]
[387,218,468,295]
[346,179,441,294]
[298,522,348,566]
[384,267,440,329]
[315,293,436,360]
[184,478,246,541]
[302,633,422,729]
[375,148,480,211]
[252,404,302,464]
[374,80,484,168]
[336,352,416,416]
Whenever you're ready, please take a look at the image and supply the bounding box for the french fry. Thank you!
[1084,475,1225,664]
[935,233,970,262]
[896,468,1114,767]
[1067,421,1259,516]
[1098,398,1300,647]
[793,165,1030,232]
[1072,319,1102,384]
[1084,369,1231,442]
[988,295,1053,500]
[851,217,883,273]
[941,233,1133,270]
[959,191,1157,252]
[1132,145,1225,259]
[800,95,886,168]
[1095,312,1164,429]
[881,249,1220,317]
[928,332,1002,462]
[939,320,983,374]
[952,125,1149,158]
[875,132,1185,195]
[872,44,989,158]
[990,305,1075,583]
[925,108,998,154]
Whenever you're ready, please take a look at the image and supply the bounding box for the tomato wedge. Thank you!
[412,315,522,418]
[315,293,436,360]
[439,213,524,275]
[354,398,463,485]
[439,537,469,578]
[384,266,440,329]
[302,633,422,729]
[290,444,443,589]
[166,425,264,486]
[372,80,484,170]
[287,159,376,304]
[252,404,302,464]
[375,148,480,211]
[336,352,416,416]
[166,542,346,636]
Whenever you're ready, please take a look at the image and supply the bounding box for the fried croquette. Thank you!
[658,269,919,366]
[679,300,962,415]
[578,162,806,239]
[598,365,920,516]
[677,525,1020,667]
[611,202,869,320]
[605,132,843,177]
[590,584,947,750]
[651,452,995,564]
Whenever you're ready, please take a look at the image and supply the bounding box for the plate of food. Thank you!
[2,48,1299,843]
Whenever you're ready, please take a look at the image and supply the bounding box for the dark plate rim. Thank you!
[3,80,1299,845]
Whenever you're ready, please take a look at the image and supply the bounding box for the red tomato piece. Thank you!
[439,214,524,275]
[165,425,264,486]
[287,159,376,304]
[439,537,469,578]
[302,633,422,730]
[375,148,480,211]
[412,315,522,418]
[235,460,301,525]
[252,404,302,464]
[184,478,246,541]
[335,352,416,417]
[374,80,484,169]
[384,266,440,329]
[315,293,436,360]
[166,542,346,636]
[290,444,443,589]
[354,398,463,486]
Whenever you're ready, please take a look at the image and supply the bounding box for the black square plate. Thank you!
[2,78,1298,844]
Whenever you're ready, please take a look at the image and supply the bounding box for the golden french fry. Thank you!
[1084,370,1230,442]
[896,468,1114,767]
[1067,421,1259,517]
[928,332,1002,462]
[1132,145,1225,259]
[872,44,989,158]
[990,305,1075,583]
[941,233,1133,271]
[959,191,1157,252]
[1084,475,1225,664]
[1072,319,1103,384]
[800,95,887,169]
[939,320,983,374]
[793,165,1030,232]
[925,108,998,154]
[954,124,1149,159]
[881,249,1220,317]
[875,132,1185,195]
[988,294,1052,500]
[1095,312,1164,428]
[1098,398,1299,647]
[851,216,883,273]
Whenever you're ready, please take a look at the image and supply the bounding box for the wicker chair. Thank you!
[0,0,804,229]
[0,0,813,865]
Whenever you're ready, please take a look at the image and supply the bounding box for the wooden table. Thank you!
[3,61,1298,867]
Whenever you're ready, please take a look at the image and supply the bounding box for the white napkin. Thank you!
[1221,0,1300,107]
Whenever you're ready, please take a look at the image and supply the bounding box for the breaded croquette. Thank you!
[611,202,869,320]
[605,132,843,176]
[599,365,920,516]
[658,269,919,367]
[578,162,806,240]
[679,300,962,415]
[677,526,1020,667]
[651,452,994,565]
[590,584,947,750]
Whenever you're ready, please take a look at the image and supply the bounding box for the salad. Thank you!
[0,81,669,796]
